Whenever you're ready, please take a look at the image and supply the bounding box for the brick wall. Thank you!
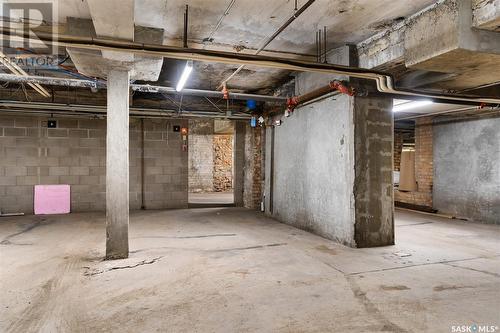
[394,131,403,171]
[394,117,433,208]
[213,134,233,192]
[0,115,188,214]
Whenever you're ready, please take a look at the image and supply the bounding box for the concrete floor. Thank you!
[1,208,499,333]
[189,191,234,205]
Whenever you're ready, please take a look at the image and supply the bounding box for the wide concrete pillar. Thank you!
[353,91,394,247]
[106,70,130,260]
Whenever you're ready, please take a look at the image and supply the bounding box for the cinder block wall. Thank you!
[141,118,189,209]
[0,115,188,214]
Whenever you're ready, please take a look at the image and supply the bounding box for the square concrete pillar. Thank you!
[106,70,130,260]
[353,92,394,247]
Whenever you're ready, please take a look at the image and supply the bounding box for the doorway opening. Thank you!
[188,119,235,207]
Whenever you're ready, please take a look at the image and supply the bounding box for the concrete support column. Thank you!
[353,91,394,248]
[106,70,130,260]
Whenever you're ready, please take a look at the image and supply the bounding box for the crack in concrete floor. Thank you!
[84,256,164,276]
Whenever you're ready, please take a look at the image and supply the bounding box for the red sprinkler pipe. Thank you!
[329,80,355,96]
[286,80,355,113]
[222,83,229,99]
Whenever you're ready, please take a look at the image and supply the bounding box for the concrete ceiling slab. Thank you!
[473,0,500,31]
[55,0,436,55]
[41,0,500,92]
[66,17,164,81]
[131,0,436,53]
[51,0,436,90]
[87,0,134,40]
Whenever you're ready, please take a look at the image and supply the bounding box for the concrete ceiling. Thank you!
[58,0,436,53]
[55,0,437,91]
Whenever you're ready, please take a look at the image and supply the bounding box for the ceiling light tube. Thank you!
[393,100,433,112]
[176,60,193,92]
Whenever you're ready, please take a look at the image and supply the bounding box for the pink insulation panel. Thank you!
[34,185,71,215]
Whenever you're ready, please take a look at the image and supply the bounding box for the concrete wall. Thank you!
[433,116,500,223]
[188,119,214,193]
[264,46,393,247]
[0,115,188,214]
[270,95,356,246]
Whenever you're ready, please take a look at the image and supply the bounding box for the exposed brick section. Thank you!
[213,134,233,192]
[415,118,433,197]
[243,125,263,209]
[0,115,188,214]
[394,117,433,208]
[394,131,403,171]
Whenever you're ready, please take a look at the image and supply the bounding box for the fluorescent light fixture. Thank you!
[393,99,433,112]
[176,60,193,92]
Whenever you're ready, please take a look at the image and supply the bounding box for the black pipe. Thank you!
[318,29,321,63]
[183,5,189,48]
[269,126,275,214]
[323,26,327,63]
[257,0,316,52]
[315,31,319,62]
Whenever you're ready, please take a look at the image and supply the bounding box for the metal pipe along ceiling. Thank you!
[1,28,500,106]
[0,100,253,119]
[0,73,286,103]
